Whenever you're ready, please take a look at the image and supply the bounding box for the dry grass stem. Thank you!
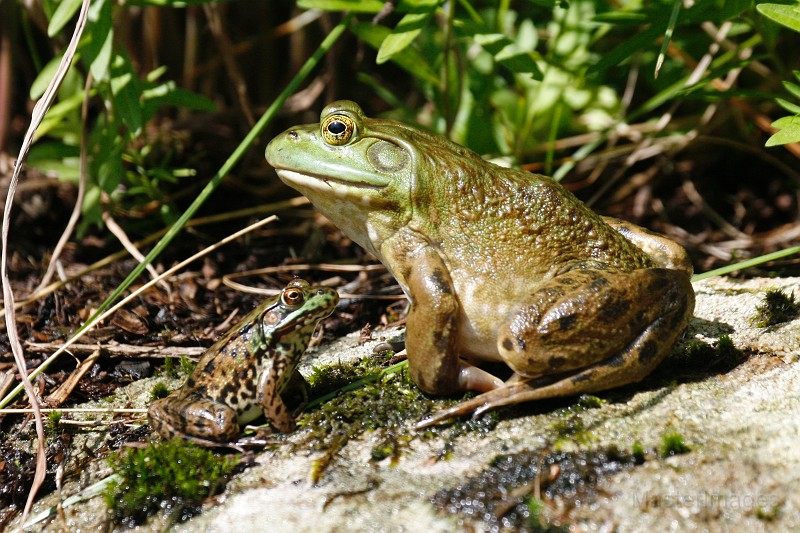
[26,342,206,358]
[1,0,92,524]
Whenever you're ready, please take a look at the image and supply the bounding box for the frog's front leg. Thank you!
[257,364,296,433]
[403,247,504,395]
[148,392,240,445]
[417,265,694,428]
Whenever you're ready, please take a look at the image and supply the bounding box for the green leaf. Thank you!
[142,82,217,121]
[48,0,84,36]
[127,0,228,5]
[757,3,800,32]
[30,55,65,100]
[34,90,88,140]
[376,0,440,64]
[593,11,649,24]
[776,97,800,115]
[81,0,114,81]
[87,28,114,81]
[110,56,143,135]
[766,115,800,146]
[473,33,543,78]
[27,142,81,181]
[351,22,438,84]
[654,0,683,78]
[587,24,662,75]
[783,80,800,100]
[298,0,386,12]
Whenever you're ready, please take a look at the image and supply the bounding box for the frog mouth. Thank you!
[274,169,389,190]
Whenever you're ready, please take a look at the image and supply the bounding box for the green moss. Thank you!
[575,394,605,409]
[305,350,395,396]
[752,289,800,327]
[299,367,441,480]
[660,334,745,377]
[631,441,646,463]
[162,357,179,379]
[158,355,196,380]
[755,504,781,521]
[150,382,171,401]
[179,355,197,375]
[549,394,606,448]
[658,432,690,458]
[295,354,490,482]
[104,440,237,526]
[46,410,62,436]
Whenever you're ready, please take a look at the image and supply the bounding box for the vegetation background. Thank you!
[2,0,800,274]
[1,0,800,526]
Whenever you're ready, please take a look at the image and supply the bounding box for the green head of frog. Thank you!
[266,100,461,258]
[267,102,694,428]
[148,279,338,445]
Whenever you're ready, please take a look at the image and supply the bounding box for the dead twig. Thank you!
[26,341,206,359]
[0,407,147,415]
[222,263,407,301]
[44,349,100,406]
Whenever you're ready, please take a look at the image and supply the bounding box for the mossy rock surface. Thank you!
[11,277,800,532]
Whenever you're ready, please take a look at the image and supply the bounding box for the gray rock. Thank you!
[15,277,800,532]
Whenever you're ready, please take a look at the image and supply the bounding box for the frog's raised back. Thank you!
[266,101,694,426]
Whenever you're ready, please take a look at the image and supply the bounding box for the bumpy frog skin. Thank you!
[266,101,694,426]
[148,279,338,444]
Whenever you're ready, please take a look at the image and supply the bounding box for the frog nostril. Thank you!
[288,130,299,140]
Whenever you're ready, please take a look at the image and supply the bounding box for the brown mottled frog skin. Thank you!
[266,101,694,426]
[148,279,338,444]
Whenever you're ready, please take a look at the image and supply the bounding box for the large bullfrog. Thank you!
[265,101,694,426]
[148,279,338,444]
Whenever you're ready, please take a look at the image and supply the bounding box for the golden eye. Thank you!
[282,288,304,306]
[321,114,355,146]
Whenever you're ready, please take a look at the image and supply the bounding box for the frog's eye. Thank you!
[282,287,305,306]
[321,114,356,146]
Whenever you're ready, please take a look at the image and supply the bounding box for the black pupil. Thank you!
[328,120,346,135]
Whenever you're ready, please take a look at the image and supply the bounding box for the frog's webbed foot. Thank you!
[235,426,287,448]
[415,380,536,429]
[156,429,246,450]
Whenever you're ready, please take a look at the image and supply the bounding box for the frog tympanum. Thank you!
[148,279,338,444]
[266,101,694,426]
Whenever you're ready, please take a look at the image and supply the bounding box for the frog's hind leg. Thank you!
[417,269,694,429]
[416,317,669,429]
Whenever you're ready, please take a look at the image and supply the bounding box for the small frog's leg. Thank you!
[257,364,296,433]
[417,266,694,428]
[283,369,311,416]
[148,393,240,443]
[602,216,693,275]
[404,248,503,395]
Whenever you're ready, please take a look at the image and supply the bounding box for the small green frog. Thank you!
[266,101,694,426]
[148,279,338,444]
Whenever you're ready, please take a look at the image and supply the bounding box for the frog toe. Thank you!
[457,363,504,392]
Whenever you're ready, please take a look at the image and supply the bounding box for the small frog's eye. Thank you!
[282,287,304,306]
[321,114,356,146]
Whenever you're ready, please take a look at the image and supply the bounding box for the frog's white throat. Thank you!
[275,169,388,258]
